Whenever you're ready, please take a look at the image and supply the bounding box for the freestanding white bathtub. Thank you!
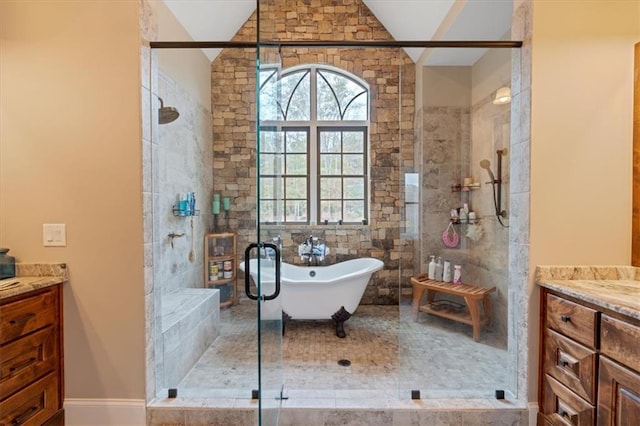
[240,258,384,337]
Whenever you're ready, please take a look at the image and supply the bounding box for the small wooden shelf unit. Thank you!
[204,232,237,308]
[410,274,495,342]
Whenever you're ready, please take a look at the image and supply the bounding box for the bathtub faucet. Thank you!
[272,235,282,254]
[298,235,329,265]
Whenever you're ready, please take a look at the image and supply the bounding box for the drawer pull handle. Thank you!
[9,313,36,325]
[558,409,573,419]
[559,359,569,367]
[8,357,37,373]
[560,314,571,323]
[11,405,38,425]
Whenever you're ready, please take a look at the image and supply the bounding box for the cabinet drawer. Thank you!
[0,326,58,400]
[0,372,60,426]
[0,289,58,345]
[600,315,640,373]
[541,374,595,426]
[546,294,597,348]
[544,328,597,404]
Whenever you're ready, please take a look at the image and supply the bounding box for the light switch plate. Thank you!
[43,223,66,247]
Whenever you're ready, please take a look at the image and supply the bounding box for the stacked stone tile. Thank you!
[211,0,415,304]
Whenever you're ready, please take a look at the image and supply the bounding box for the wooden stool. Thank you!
[410,273,496,342]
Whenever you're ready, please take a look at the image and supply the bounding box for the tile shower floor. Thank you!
[173,301,509,404]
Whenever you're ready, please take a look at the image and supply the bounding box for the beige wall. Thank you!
[423,66,471,107]
[0,0,145,400]
[529,0,640,400]
[471,46,511,106]
[531,1,638,265]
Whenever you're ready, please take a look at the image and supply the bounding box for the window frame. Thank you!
[316,126,368,224]
[258,126,311,224]
[259,64,370,225]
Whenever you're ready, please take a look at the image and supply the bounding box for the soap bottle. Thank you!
[453,265,462,284]
[427,255,436,280]
[459,208,468,224]
[443,260,452,283]
[435,257,443,281]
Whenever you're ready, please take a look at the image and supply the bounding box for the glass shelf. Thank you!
[172,208,200,217]
[451,184,481,192]
[450,218,480,225]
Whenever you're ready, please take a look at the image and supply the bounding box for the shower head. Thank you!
[480,159,496,183]
[158,97,180,124]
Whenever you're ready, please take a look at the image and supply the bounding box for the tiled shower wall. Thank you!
[210,0,416,303]
[420,105,471,269]
[420,94,511,343]
[154,72,213,297]
[467,93,511,340]
[151,70,215,394]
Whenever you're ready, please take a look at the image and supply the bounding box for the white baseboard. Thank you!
[528,402,539,426]
[65,399,145,426]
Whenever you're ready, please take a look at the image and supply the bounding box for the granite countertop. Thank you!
[536,265,640,321]
[0,263,68,300]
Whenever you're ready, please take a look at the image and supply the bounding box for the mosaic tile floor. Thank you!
[174,300,509,403]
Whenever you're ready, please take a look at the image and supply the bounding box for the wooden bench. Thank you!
[410,274,496,342]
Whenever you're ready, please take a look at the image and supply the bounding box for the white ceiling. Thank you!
[162,0,513,65]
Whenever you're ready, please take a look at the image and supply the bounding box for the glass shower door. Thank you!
[254,38,285,425]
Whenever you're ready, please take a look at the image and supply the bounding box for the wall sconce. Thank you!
[493,86,511,105]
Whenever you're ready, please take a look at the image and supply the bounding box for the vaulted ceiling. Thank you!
[161,0,513,65]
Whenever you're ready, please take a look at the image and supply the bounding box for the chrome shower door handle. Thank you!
[244,242,281,301]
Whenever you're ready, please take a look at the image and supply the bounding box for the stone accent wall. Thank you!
[211,0,415,304]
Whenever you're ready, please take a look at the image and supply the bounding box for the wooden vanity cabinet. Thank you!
[0,285,64,426]
[539,289,640,426]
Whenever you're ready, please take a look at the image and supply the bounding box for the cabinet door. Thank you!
[597,357,640,426]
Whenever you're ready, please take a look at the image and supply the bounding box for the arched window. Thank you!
[259,65,369,224]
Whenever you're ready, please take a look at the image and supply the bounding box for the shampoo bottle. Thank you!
[453,265,462,284]
[435,257,443,281]
[428,255,436,280]
[443,260,452,283]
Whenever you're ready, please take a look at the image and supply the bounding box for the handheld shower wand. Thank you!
[480,150,508,227]
[479,159,496,184]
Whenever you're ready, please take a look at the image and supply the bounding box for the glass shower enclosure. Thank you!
[147,1,522,424]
